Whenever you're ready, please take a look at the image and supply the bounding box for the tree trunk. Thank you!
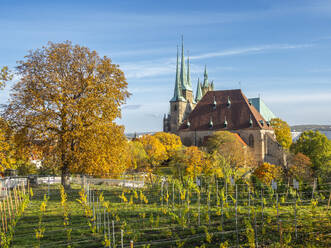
[61,166,71,189]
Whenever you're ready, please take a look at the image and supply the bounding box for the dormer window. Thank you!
[266,121,270,127]
[259,120,264,126]
[224,116,228,128]
[249,115,253,127]
[212,96,217,110]
[209,116,213,129]
[227,96,231,108]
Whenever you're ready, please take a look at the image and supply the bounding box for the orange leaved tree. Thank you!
[4,42,129,186]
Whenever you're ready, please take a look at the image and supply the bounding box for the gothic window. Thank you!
[249,134,254,148]
[174,104,177,111]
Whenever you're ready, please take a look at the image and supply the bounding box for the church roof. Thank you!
[179,89,273,131]
[248,97,276,121]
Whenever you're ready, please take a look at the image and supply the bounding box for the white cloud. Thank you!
[190,44,313,60]
[263,92,331,103]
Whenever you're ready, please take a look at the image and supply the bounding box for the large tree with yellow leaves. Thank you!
[4,42,129,186]
[270,118,292,150]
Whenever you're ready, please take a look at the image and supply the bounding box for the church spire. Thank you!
[170,45,185,102]
[195,78,203,102]
[180,36,188,91]
[203,65,209,88]
[186,51,192,91]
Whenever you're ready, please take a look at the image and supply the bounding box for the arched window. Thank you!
[174,104,177,111]
[249,134,254,148]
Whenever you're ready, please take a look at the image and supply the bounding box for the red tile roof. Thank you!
[180,89,273,131]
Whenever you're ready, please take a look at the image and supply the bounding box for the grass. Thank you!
[8,182,331,248]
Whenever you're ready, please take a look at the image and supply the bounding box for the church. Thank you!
[163,41,285,165]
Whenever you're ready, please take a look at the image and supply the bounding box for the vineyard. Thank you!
[0,177,330,248]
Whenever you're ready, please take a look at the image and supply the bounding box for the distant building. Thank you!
[163,41,285,165]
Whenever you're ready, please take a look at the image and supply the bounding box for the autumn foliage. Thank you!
[138,135,167,169]
[253,162,282,185]
[270,118,292,150]
[4,42,129,184]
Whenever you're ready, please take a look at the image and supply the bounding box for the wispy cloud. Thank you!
[120,43,312,79]
[265,92,331,103]
[190,44,313,60]
[122,104,142,110]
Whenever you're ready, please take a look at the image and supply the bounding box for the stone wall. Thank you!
[178,129,285,165]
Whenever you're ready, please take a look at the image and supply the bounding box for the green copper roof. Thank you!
[248,97,276,121]
[180,37,188,91]
[170,46,186,102]
[210,80,214,90]
[186,55,192,91]
[203,65,209,88]
[195,78,203,102]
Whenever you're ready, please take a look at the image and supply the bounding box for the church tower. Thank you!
[164,39,214,133]
[201,65,211,95]
[166,46,187,133]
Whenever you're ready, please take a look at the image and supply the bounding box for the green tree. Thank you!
[291,130,331,177]
[270,118,292,149]
[4,41,129,186]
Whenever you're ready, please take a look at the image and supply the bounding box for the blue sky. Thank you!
[0,0,331,133]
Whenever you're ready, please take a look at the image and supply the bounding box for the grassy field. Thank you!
[6,180,331,248]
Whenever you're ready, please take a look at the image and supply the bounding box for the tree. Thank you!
[4,41,129,186]
[291,130,331,177]
[169,146,207,179]
[153,132,182,158]
[287,152,313,181]
[0,67,14,172]
[127,140,149,172]
[0,66,12,89]
[253,162,282,185]
[205,131,257,178]
[270,118,292,149]
[138,135,167,169]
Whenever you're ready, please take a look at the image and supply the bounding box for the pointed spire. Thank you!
[180,36,188,92]
[203,65,209,88]
[170,45,185,102]
[210,80,214,91]
[186,51,192,91]
[195,78,203,102]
